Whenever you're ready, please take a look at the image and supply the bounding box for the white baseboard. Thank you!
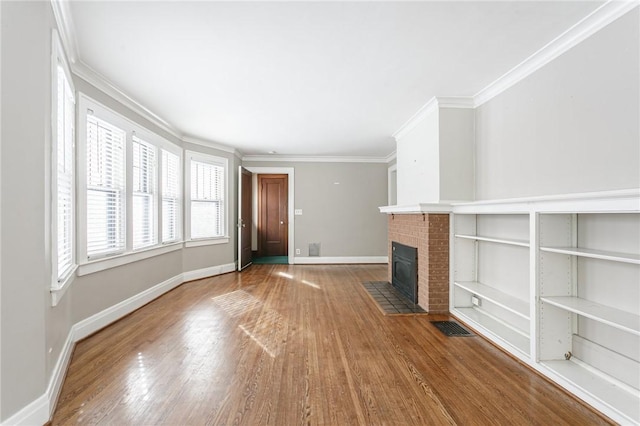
[72,273,184,341]
[1,394,48,426]
[2,262,236,426]
[294,256,388,264]
[46,331,75,418]
[182,262,236,282]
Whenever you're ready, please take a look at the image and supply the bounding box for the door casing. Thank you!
[241,166,294,264]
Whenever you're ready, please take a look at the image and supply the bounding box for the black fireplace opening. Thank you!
[391,241,418,304]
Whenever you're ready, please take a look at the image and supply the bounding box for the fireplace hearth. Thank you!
[391,241,418,304]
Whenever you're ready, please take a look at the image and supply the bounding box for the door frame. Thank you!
[242,166,294,264]
[237,166,253,271]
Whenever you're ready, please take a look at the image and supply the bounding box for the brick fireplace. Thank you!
[387,213,449,313]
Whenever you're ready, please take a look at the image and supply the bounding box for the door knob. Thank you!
[280,221,284,225]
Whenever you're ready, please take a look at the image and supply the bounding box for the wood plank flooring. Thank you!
[51,265,611,425]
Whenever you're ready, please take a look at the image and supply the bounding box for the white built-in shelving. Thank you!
[449,189,640,425]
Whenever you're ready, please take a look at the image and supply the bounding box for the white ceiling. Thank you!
[67,1,603,157]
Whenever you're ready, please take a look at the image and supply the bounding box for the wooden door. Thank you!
[258,174,288,257]
[238,167,253,270]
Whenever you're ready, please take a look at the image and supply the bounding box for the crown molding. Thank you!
[474,0,639,107]
[392,97,438,141]
[392,96,473,141]
[182,135,242,157]
[241,155,390,164]
[385,150,397,163]
[436,97,475,109]
[50,0,79,65]
[72,61,183,140]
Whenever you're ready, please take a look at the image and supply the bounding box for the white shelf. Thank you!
[453,307,530,357]
[455,234,529,247]
[541,360,640,424]
[455,281,530,320]
[540,246,640,264]
[541,296,640,336]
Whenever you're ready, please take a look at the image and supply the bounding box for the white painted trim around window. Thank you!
[51,29,77,299]
[184,150,230,242]
[184,237,230,248]
[78,93,183,265]
[77,242,183,276]
[50,264,77,306]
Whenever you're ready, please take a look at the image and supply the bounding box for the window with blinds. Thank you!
[190,159,225,239]
[86,114,126,258]
[55,64,75,281]
[162,150,180,243]
[132,137,157,249]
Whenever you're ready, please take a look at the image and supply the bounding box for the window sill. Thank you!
[184,237,230,248]
[78,242,183,276]
[50,264,78,307]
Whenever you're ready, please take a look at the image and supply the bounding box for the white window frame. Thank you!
[185,151,229,247]
[131,135,158,250]
[51,29,77,305]
[161,148,182,244]
[78,94,183,275]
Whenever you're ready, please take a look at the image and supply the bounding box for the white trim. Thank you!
[242,155,390,163]
[72,274,182,341]
[379,189,640,215]
[184,150,229,242]
[451,188,640,214]
[1,261,238,426]
[46,331,75,418]
[72,61,182,140]
[294,256,388,264]
[50,0,79,65]
[385,151,397,163]
[182,262,236,282]
[0,394,49,426]
[392,96,474,142]
[184,237,229,248]
[379,203,453,214]
[50,265,77,306]
[435,97,475,109]
[392,97,438,141]
[243,167,295,264]
[473,1,639,107]
[182,135,241,156]
[77,242,182,276]
[51,29,77,302]
[387,163,397,206]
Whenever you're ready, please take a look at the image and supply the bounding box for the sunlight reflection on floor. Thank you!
[211,289,289,357]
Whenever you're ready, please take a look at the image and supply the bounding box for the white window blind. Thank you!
[132,137,157,249]
[86,114,126,258]
[162,150,180,243]
[190,160,224,239]
[56,64,75,281]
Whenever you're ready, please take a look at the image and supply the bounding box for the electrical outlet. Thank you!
[295,248,301,255]
[471,295,481,307]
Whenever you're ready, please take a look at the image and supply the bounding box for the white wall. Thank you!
[475,9,639,200]
[439,107,474,201]
[1,1,52,419]
[396,108,439,204]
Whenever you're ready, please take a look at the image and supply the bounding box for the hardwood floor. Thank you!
[52,265,611,425]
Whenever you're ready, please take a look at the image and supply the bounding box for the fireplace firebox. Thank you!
[391,241,418,304]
